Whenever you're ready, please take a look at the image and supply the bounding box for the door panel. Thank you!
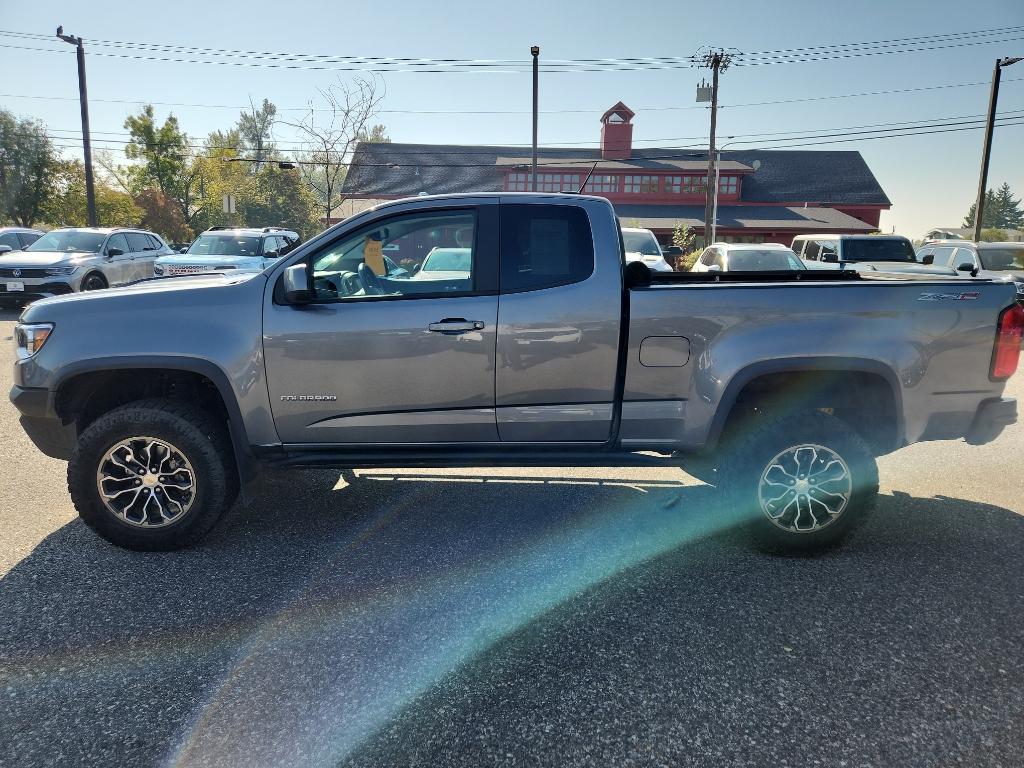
[264,296,498,443]
[126,232,153,281]
[103,234,132,285]
[495,201,622,442]
[263,202,500,445]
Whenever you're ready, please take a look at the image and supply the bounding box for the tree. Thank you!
[964,183,1024,230]
[284,76,385,224]
[241,164,319,236]
[993,183,1023,230]
[135,187,193,241]
[980,228,1009,243]
[43,159,141,227]
[0,109,56,226]
[237,99,277,168]
[123,105,190,203]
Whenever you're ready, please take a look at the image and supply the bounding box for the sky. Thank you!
[1,0,1022,237]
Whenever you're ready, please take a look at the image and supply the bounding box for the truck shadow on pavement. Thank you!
[1,470,1022,767]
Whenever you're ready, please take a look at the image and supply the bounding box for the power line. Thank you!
[2,76,1020,116]
[31,108,1024,155]
[2,25,1022,73]
[44,117,1024,168]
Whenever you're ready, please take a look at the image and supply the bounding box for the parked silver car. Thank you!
[692,242,805,272]
[0,227,173,303]
[917,240,1024,300]
[0,226,45,253]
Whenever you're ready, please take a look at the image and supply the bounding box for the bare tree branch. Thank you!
[280,75,385,224]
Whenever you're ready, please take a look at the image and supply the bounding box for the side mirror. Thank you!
[264,249,280,259]
[107,247,123,257]
[821,252,838,264]
[956,262,976,273]
[283,263,312,304]
[411,263,421,275]
[179,247,188,254]
[664,245,683,257]
[707,264,723,273]
[920,254,934,265]
[0,245,12,255]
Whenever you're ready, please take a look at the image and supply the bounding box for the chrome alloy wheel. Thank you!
[757,443,852,533]
[95,437,196,527]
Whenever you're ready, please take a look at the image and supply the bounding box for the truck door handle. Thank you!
[428,318,485,333]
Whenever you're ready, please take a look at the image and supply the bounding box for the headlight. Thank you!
[14,323,54,358]
[154,264,164,275]
[45,266,78,276]
[1015,281,1024,295]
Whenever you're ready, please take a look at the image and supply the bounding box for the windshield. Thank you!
[728,249,804,271]
[622,231,662,256]
[842,238,916,262]
[978,247,1024,271]
[423,249,471,272]
[27,230,105,253]
[186,234,262,257]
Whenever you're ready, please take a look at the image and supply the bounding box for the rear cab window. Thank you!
[499,205,594,292]
[841,238,915,262]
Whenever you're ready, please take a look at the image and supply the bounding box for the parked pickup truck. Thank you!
[10,194,1023,553]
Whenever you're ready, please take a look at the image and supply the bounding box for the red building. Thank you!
[338,102,890,245]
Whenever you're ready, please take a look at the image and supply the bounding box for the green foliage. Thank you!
[964,183,1023,230]
[123,105,190,201]
[43,159,141,227]
[240,164,320,237]
[679,250,702,271]
[237,99,277,165]
[672,221,695,252]
[0,109,55,227]
[979,228,1009,243]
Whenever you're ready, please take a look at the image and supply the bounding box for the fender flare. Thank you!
[53,356,258,499]
[703,356,904,451]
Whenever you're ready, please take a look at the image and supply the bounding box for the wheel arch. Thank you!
[53,356,257,498]
[705,357,904,455]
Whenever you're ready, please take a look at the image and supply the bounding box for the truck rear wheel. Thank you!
[67,399,236,550]
[717,411,878,554]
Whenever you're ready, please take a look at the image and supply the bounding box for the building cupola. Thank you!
[600,102,635,160]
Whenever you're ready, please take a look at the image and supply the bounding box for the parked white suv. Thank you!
[621,227,673,272]
[691,242,804,272]
[155,227,301,276]
[0,227,172,304]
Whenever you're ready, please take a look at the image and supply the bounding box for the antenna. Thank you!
[577,161,600,194]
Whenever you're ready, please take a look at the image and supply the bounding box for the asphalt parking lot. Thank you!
[1,305,1023,767]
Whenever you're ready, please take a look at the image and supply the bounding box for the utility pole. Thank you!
[531,46,540,192]
[972,56,1022,242]
[699,49,732,246]
[56,26,97,227]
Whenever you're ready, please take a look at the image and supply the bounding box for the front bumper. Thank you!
[0,276,76,303]
[9,385,77,460]
[965,397,1018,445]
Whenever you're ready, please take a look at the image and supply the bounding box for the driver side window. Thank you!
[310,209,477,301]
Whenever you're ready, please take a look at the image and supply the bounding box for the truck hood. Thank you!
[21,271,263,317]
[0,250,96,267]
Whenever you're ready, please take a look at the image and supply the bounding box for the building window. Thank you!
[623,175,660,194]
[583,174,619,194]
[506,172,581,193]
[719,175,738,195]
[666,175,708,194]
[507,172,528,192]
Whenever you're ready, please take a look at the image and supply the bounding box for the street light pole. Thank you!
[972,56,1022,242]
[531,46,539,193]
[56,26,97,227]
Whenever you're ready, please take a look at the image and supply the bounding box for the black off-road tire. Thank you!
[717,411,878,555]
[68,399,237,551]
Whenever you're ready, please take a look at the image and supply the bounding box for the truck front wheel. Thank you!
[717,412,878,554]
[67,399,236,550]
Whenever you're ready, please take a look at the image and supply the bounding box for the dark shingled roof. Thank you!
[342,143,891,206]
[614,204,877,232]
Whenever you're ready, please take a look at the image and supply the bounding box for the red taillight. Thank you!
[991,303,1024,380]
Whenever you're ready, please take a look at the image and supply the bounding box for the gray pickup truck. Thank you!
[10,194,1023,553]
